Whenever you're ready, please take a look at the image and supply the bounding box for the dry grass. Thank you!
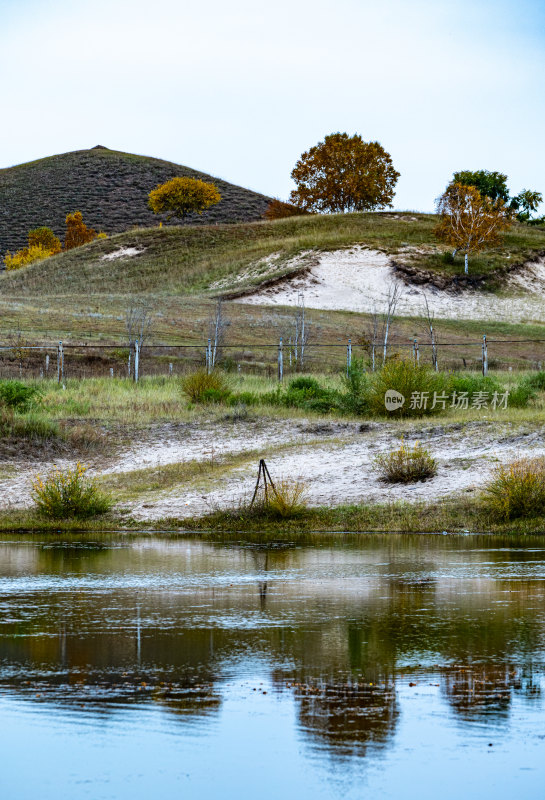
[374,441,437,483]
[482,456,545,520]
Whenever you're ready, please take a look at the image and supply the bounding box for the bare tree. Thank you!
[125,299,154,377]
[382,281,402,365]
[421,291,439,371]
[365,303,380,372]
[292,291,310,369]
[208,299,229,369]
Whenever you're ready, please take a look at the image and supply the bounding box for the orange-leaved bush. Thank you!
[64,211,98,250]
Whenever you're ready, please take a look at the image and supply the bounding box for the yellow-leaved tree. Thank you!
[435,183,512,274]
[4,226,61,270]
[148,177,221,221]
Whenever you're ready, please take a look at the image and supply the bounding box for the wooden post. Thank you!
[134,339,140,383]
[278,337,283,382]
[57,341,64,384]
[482,335,488,376]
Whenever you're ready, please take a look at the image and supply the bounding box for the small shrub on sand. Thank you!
[181,370,230,403]
[31,462,111,519]
[482,457,545,521]
[375,441,437,483]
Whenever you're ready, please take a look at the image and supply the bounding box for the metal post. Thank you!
[347,338,352,376]
[169,362,173,377]
[207,338,212,374]
[482,335,488,376]
[415,338,419,365]
[278,337,283,382]
[134,339,140,383]
[45,354,49,373]
[110,367,114,379]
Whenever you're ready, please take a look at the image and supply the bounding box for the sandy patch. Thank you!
[101,247,143,261]
[237,247,545,323]
[4,419,544,522]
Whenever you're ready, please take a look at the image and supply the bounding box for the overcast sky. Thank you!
[1,0,544,211]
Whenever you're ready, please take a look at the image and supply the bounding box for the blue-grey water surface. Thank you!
[0,533,544,799]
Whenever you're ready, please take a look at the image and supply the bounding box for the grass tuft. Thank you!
[374,441,438,483]
[31,462,111,519]
[482,457,545,520]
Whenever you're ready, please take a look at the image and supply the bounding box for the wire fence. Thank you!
[2,334,545,382]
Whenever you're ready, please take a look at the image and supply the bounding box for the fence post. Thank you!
[413,338,419,366]
[57,341,64,384]
[134,339,140,383]
[482,335,488,376]
[45,354,49,374]
[278,337,283,382]
[169,362,173,377]
[110,367,114,379]
[206,338,212,374]
[346,338,352,376]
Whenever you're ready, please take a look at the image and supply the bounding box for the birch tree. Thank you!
[435,183,512,274]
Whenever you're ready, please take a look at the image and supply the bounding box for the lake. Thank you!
[0,533,544,799]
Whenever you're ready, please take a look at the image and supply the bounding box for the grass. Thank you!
[2,211,544,300]
[0,146,271,254]
[374,441,437,483]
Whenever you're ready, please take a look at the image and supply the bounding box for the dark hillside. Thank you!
[0,146,272,253]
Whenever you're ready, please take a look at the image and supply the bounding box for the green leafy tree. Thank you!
[148,177,221,221]
[510,189,543,222]
[453,170,510,203]
[290,132,400,213]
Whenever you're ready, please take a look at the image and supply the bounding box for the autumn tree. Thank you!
[264,199,308,220]
[28,226,62,254]
[289,133,399,213]
[148,177,221,221]
[65,211,97,250]
[4,226,61,270]
[435,183,512,274]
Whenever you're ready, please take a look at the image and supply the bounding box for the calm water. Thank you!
[0,533,545,799]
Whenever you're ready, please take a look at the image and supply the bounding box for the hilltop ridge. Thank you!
[0,146,272,253]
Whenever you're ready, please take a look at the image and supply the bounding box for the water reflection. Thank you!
[0,534,544,796]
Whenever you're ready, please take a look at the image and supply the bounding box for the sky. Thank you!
[1,0,544,211]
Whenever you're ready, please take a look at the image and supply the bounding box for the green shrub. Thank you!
[181,370,230,403]
[449,374,503,397]
[482,457,545,520]
[374,441,437,483]
[340,360,370,414]
[508,380,536,408]
[31,462,111,519]
[288,376,322,392]
[200,387,231,404]
[524,371,545,391]
[368,360,448,417]
[228,391,260,406]
[0,380,41,411]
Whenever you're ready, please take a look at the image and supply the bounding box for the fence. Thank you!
[1,334,545,382]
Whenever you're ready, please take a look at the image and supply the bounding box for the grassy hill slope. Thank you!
[0,146,272,253]
[2,211,544,298]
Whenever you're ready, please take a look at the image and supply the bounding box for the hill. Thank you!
[2,211,544,299]
[0,146,272,253]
